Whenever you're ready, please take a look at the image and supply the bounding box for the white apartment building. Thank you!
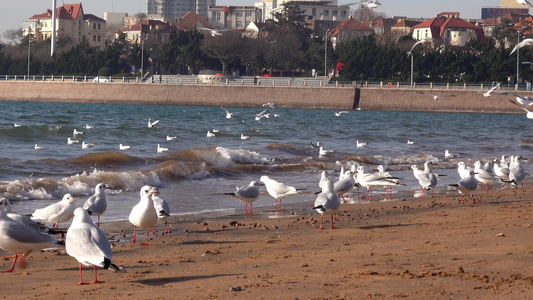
[147,0,216,22]
[208,6,262,30]
[270,0,349,22]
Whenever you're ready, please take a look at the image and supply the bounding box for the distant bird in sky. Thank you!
[199,27,231,37]
[510,38,533,55]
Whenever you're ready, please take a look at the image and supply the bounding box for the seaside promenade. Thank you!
[0,78,528,114]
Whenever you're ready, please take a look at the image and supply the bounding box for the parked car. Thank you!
[93,76,109,83]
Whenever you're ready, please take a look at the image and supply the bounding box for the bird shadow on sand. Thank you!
[134,273,240,286]
[357,223,422,230]
[181,240,251,246]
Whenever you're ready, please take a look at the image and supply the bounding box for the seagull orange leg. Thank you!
[76,263,86,285]
[330,214,336,229]
[1,254,18,273]
[89,265,103,284]
[132,226,136,244]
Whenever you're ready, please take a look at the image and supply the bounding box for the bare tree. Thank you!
[3,28,23,45]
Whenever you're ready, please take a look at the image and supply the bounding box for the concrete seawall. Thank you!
[0,81,527,114]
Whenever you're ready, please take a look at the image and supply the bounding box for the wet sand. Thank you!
[2,187,533,299]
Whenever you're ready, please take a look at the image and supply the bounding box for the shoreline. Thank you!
[2,186,533,299]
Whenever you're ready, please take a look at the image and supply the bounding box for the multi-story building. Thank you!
[255,0,277,22]
[208,6,262,30]
[117,19,172,44]
[412,16,485,47]
[147,0,216,22]
[271,0,349,22]
[22,3,106,49]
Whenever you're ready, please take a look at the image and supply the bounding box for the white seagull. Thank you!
[356,140,368,148]
[260,175,299,210]
[224,181,261,219]
[411,165,423,180]
[473,161,501,191]
[241,133,250,140]
[13,123,21,128]
[509,155,526,191]
[166,135,177,141]
[335,111,349,116]
[119,144,132,150]
[482,85,498,97]
[313,171,341,230]
[407,140,414,145]
[82,183,110,227]
[34,144,44,150]
[31,194,77,228]
[417,161,437,198]
[444,149,460,159]
[73,129,84,136]
[0,208,63,273]
[66,208,125,285]
[0,198,55,234]
[510,38,533,55]
[221,106,234,119]
[152,189,171,234]
[449,170,478,204]
[199,27,231,37]
[67,138,80,145]
[333,170,357,203]
[129,185,158,246]
[457,161,473,180]
[82,141,94,149]
[85,124,95,129]
[356,166,401,200]
[207,131,216,138]
[319,146,335,157]
[148,118,160,128]
[157,144,169,153]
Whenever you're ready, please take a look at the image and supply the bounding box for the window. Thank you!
[93,23,96,30]
[333,10,338,16]
[98,35,101,42]
[237,21,242,28]
[425,29,428,38]
[341,10,346,17]
[312,8,316,16]
[93,35,96,42]
[236,11,242,17]
[246,11,252,17]
[98,23,101,30]
[324,10,329,16]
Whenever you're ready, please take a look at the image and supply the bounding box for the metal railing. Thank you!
[1,74,530,92]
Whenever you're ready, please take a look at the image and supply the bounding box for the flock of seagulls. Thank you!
[0,182,171,281]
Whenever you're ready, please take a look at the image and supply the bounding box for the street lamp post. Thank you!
[27,32,31,78]
[324,29,329,79]
[410,54,413,88]
[517,29,521,87]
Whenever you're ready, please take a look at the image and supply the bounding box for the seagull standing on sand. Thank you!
[0,208,63,273]
[449,170,478,204]
[82,183,109,227]
[148,118,160,128]
[417,161,437,198]
[333,170,357,203]
[66,208,125,285]
[356,166,401,200]
[152,190,171,234]
[313,171,340,230]
[224,181,261,219]
[32,194,77,228]
[129,185,158,246]
[509,156,526,191]
[260,176,299,210]
[473,161,501,191]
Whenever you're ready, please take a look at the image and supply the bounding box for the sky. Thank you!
[0,0,510,43]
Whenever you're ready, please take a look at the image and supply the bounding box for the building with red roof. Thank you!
[411,15,485,47]
[22,3,106,49]
[329,17,374,48]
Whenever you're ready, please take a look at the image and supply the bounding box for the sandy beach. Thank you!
[2,187,533,299]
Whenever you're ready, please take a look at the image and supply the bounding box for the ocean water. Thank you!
[1,100,531,224]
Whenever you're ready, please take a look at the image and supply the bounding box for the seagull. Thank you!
[166,135,177,141]
[356,166,401,200]
[212,129,220,133]
[262,102,276,108]
[510,38,533,55]
[417,161,437,198]
[260,176,299,210]
[66,208,125,285]
[508,99,533,118]
[0,208,63,273]
[509,155,526,191]
[333,170,357,203]
[148,118,160,128]
[129,185,158,246]
[444,150,460,159]
[335,111,349,116]
[221,106,234,119]
[0,198,57,234]
[457,161,473,180]
[207,131,216,138]
[356,140,368,148]
[31,194,76,228]
[82,141,94,149]
[498,91,533,106]
[255,109,270,121]
[119,144,132,150]
[67,138,80,144]
[407,140,414,145]
[516,0,533,8]
[82,183,110,227]
[493,160,510,184]
[199,27,231,37]
[411,165,424,180]
[85,124,95,129]
[73,129,84,136]
[449,170,478,204]
[482,85,498,97]
[224,181,261,219]
[152,189,171,234]
[13,123,21,128]
[473,161,501,191]
[34,144,44,150]
[319,146,335,157]
[241,133,250,140]
[157,144,169,153]
[313,171,340,230]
